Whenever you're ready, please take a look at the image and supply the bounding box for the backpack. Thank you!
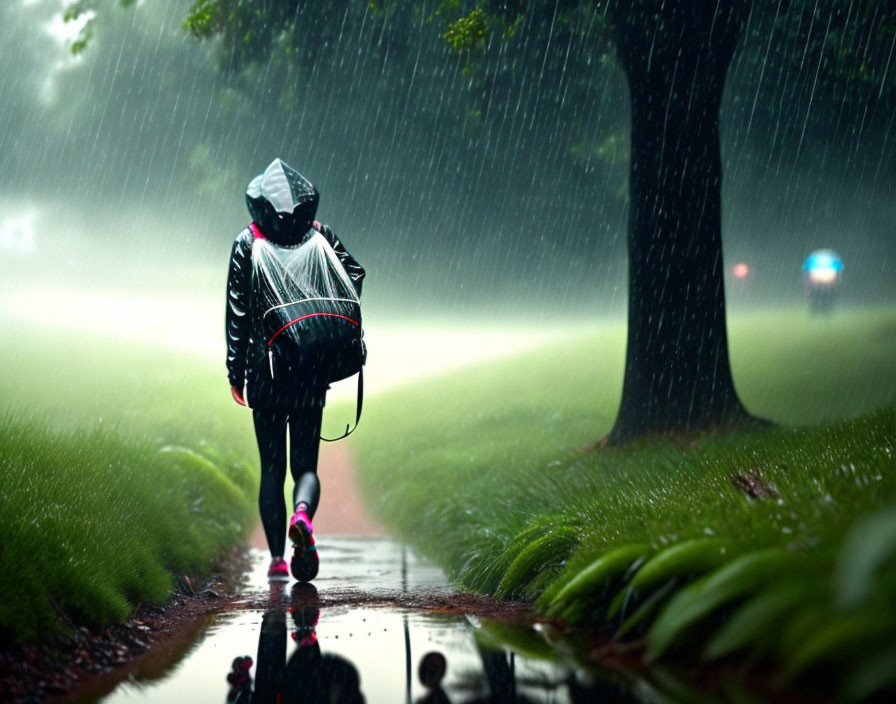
[250,221,364,440]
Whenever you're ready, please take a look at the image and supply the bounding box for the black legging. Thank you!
[252,407,323,558]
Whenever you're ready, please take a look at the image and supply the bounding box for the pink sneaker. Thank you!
[289,510,319,582]
[267,557,289,582]
[288,510,314,544]
[290,607,320,646]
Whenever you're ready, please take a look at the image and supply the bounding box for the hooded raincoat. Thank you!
[226,159,365,408]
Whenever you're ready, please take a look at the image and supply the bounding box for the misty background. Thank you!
[0,0,893,333]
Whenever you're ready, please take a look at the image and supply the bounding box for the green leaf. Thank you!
[475,620,556,662]
[69,17,95,56]
[63,2,85,23]
[704,586,808,660]
[606,584,635,619]
[442,7,489,52]
[630,537,733,591]
[474,521,551,594]
[159,445,223,475]
[646,548,792,660]
[522,563,564,600]
[184,0,220,39]
[495,526,579,599]
[835,503,896,608]
[546,543,650,617]
[614,579,677,639]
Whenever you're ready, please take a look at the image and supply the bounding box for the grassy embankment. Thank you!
[0,319,258,642]
[352,307,896,701]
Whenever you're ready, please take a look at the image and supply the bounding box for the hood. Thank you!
[246,158,319,245]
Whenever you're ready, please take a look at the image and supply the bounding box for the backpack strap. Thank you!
[307,217,362,441]
[320,367,363,442]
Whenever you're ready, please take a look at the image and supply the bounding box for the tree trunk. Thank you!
[608,1,756,443]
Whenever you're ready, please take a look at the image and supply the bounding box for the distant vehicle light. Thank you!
[803,249,843,287]
[808,267,839,285]
[733,262,749,279]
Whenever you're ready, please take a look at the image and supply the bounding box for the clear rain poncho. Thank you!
[226,159,365,414]
[251,224,362,388]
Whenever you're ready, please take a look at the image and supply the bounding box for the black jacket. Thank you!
[226,159,365,408]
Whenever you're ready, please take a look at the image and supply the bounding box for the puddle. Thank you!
[56,539,674,703]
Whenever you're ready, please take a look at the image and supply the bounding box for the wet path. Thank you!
[48,448,685,703]
[58,538,645,704]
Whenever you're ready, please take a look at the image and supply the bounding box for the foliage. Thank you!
[183,0,219,40]
[442,7,489,55]
[644,547,795,660]
[62,2,95,55]
[68,0,896,159]
[351,307,896,699]
[39,0,894,331]
[494,524,580,599]
[63,0,138,54]
[0,321,257,642]
[0,418,255,641]
[730,0,896,159]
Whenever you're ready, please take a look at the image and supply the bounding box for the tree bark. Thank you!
[608,1,756,443]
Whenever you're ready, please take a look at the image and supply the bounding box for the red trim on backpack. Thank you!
[268,312,359,347]
[249,222,265,240]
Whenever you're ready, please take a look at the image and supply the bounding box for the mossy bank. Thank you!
[352,307,896,702]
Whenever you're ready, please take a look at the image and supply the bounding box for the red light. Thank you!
[733,262,749,279]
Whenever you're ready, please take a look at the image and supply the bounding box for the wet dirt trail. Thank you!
[248,440,387,547]
[51,441,642,704]
[55,540,603,704]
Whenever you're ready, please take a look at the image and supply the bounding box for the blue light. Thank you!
[803,249,843,273]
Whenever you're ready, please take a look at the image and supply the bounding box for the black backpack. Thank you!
[250,222,364,440]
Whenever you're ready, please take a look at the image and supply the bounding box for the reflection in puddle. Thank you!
[92,596,621,704]
[77,540,653,703]
[219,582,618,703]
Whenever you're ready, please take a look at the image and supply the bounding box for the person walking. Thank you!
[226,158,365,582]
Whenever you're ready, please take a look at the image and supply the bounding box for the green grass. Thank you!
[351,306,896,699]
[0,319,258,642]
